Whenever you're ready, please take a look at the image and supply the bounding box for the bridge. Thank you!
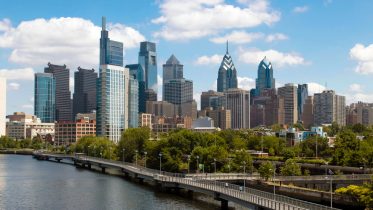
[33,153,340,210]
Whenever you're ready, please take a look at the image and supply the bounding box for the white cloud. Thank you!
[307,82,326,95]
[69,76,74,93]
[152,0,280,41]
[195,54,223,65]
[350,43,373,74]
[237,76,255,90]
[210,31,263,44]
[265,33,288,42]
[238,48,306,67]
[293,6,309,13]
[0,17,145,68]
[8,82,20,90]
[157,74,163,101]
[349,83,362,92]
[193,92,201,110]
[0,67,34,80]
[21,104,33,109]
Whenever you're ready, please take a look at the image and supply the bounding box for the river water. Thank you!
[0,155,246,210]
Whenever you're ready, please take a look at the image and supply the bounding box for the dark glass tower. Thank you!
[217,41,237,92]
[34,73,55,123]
[73,67,97,118]
[297,84,308,121]
[163,54,183,100]
[164,79,193,105]
[139,41,157,94]
[44,62,71,122]
[100,16,123,66]
[126,64,146,113]
[255,56,275,96]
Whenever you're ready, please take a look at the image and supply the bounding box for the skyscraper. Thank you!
[128,76,139,128]
[314,90,346,126]
[224,88,250,129]
[200,90,226,111]
[297,84,308,121]
[302,96,314,128]
[34,73,55,123]
[254,57,275,97]
[96,65,129,143]
[73,67,97,117]
[278,84,298,125]
[126,64,146,113]
[139,41,157,94]
[44,63,71,122]
[164,79,193,105]
[0,77,6,136]
[100,16,123,66]
[217,41,237,92]
[163,54,183,99]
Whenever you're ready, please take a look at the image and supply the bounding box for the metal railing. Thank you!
[274,174,373,181]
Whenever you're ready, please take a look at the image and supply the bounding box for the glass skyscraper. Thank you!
[254,56,275,96]
[297,84,308,121]
[96,65,129,143]
[128,76,139,128]
[217,41,237,92]
[163,54,183,99]
[73,67,97,117]
[100,16,123,67]
[34,73,55,123]
[139,41,157,93]
[126,64,146,113]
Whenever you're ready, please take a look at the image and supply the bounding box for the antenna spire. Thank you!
[102,16,106,31]
[226,40,229,54]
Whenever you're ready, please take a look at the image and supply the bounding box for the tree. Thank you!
[336,181,373,209]
[258,161,275,180]
[119,127,150,161]
[332,130,362,166]
[280,159,302,176]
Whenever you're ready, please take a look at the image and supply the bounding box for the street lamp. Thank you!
[122,148,125,163]
[144,151,147,168]
[187,155,191,174]
[159,153,162,174]
[135,150,138,166]
[196,155,199,173]
[214,158,217,173]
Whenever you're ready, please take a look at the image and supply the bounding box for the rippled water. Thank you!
[0,155,247,210]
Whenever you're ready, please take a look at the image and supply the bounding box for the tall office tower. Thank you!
[224,88,250,129]
[200,90,226,111]
[346,103,358,126]
[314,90,346,126]
[301,96,314,128]
[163,55,183,99]
[96,65,129,143]
[253,57,275,97]
[356,102,373,125]
[73,67,97,117]
[126,64,146,113]
[278,84,298,125]
[146,101,176,117]
[100,17,123,66]
[164,79,193,105]
[128,76,139,128]
[139,41,157,94]
[34,73,56,123]
[297,84,308,121]
[44,63,71,121]
[0,77,6,136]
[217,41,237,92]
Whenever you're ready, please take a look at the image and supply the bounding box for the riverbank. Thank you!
[0,148,34,155]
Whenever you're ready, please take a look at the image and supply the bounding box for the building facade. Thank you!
[128,76,139,128]
[126,64,146,113]
[164,79,193,105]
[301,96,314,128]
[217,42,237,92]
[200,90,225,111]
[278,84,298,125]
[96,65,129,143]
[55,119,96,145]
[34,73,56,123]
[225,88,250,129]
[253,57,275,97]
[314,90,346,126]
[202,107,231,130]
[0,77,5,136]
[73,67,97,117]
[297,84,308,121]
[44,63,71,121]
[163,55,183,99]
[100,17,123,66]
[139,41,158,94]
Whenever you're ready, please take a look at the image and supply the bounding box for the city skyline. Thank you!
[1,0,373,114]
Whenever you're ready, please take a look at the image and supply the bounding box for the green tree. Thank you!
[336,181,373,209]
[119,127,150,161]
[280,159,302,176]
[258,161,275,180]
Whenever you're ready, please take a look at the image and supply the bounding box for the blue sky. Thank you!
[1,0,373,114]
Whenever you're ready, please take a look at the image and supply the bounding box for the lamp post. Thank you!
[315,134,318,159]
[214,158,217,173]
[144,151,147,168]
[122,148,125,163]
[243,161,246,190]
[159,153,162,174]
[135,150,138,166]
[196,155,199,173]
[187,155,191,174]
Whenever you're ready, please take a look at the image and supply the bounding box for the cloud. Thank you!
[210,31,263,44]
[157,74,163,101]
[8,82,20,90]
[265,33,288,42]
[349,83,362,92]
[21,104,33,109]
[195,54,223,65]
[238,48,306,67]
[0,17,145,68]
[152,0,280,41]
[0,67,34,80]
[293,6,309,13]
[350,43,373,74]
[306,82,326,95]
[237,76,255,90]
[342,84,373,104]
[193,92,201,110]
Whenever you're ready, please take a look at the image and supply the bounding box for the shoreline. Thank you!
[0,149,34,155]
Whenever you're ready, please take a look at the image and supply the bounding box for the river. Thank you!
[0,155,246,210]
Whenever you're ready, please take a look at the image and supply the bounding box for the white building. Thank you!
[224,88,250,129]
[0,77,6,136]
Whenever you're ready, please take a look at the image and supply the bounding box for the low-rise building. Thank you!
[55,119,96,145]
